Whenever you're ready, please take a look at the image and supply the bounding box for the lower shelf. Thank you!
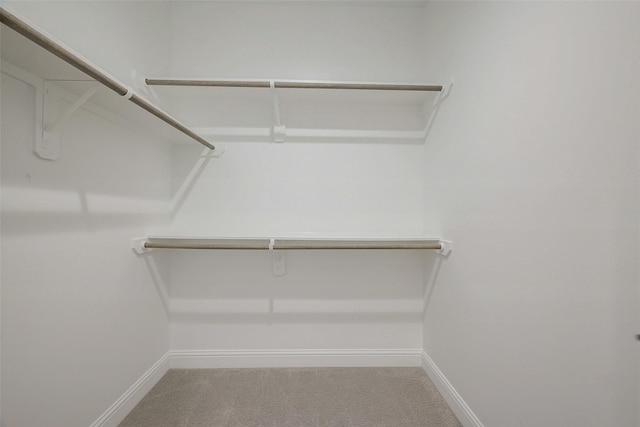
[131,236,452,255]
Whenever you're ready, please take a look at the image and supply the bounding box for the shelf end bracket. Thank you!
[40,83,101,161]
[132,237,152,254]
[437,240,453,257]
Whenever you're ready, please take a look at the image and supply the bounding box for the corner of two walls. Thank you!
[1,2,174,426]
[0,71,173,426]
[421,2,640,427]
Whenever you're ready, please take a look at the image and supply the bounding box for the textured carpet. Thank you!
[119,367,462,427]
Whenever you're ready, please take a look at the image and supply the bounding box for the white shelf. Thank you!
[145,78,447,143]
[1,14,447,147]
[0,17,212,149]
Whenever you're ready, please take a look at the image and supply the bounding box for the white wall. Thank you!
[170,2,427,82]
[169,249,425,352]
[167,2,430,354]
[169,145,425,355]
[1,3,175,424]
[8,2,636,425]
[1,66,171,427]
[3,1,172,93]
[421,2,640,426]
[170,143,424,237]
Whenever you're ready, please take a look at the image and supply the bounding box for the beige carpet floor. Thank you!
[119,367,462,427]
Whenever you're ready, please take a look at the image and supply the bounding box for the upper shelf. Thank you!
[0,7,216,151]
[145,78,443,92]
[1,6,448,149]
[146,77,447,144]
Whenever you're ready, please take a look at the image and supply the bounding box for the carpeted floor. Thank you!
[119,367,462,427]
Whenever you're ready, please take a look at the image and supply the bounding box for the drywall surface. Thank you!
[167,2,429,354]
[2,1,171,93]
[167,1,427,237]
[170,2,427,82]
[421,2,640,427]
[170,143,424,237]
[0,72,171,425]
[169,249,425,352]
[168,118,426,354]
[163,1,432,133]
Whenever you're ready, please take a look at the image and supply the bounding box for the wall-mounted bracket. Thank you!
[210,143,226,157]
[272,125,286,142]
[269,238,286,276]
[44,83,100,132]
[439,80,453,100]
[270,80,286,142]
[436,240,453,257]
[0,60,46,161]
[131,237,152,254]
[420,78,454,144]
[272,250,286,276]
[421,79,453,118]
[40,82,100,160]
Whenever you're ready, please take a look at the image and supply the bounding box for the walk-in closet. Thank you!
[1,2,639,426]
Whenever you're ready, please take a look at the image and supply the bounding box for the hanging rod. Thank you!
[143,242,271,250]
[132,237,445,253]
[145,78,443,92]
[143,241,443,250]
[0,7,215,151]
[275,239,442,250]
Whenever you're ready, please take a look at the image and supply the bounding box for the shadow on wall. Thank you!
[169,312,424,324]
[1,187,168,235]
[142,251,171,316]
[171,145,216,222]
[0,73,169,236]
[137,248,430,325]
[422,251,448,315]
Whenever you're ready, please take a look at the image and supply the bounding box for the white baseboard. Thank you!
[90,352,170,427]
[91,349,473,427]
[170,348,423,369]
[421,350,484,427]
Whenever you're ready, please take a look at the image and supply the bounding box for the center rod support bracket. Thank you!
[270,80,286,142]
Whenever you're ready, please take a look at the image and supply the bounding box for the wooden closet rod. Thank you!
[274,241,443,250]
[144,242,271,250]
[142,241,443,250]
[0,7,216,151]
[145,78,443,92]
